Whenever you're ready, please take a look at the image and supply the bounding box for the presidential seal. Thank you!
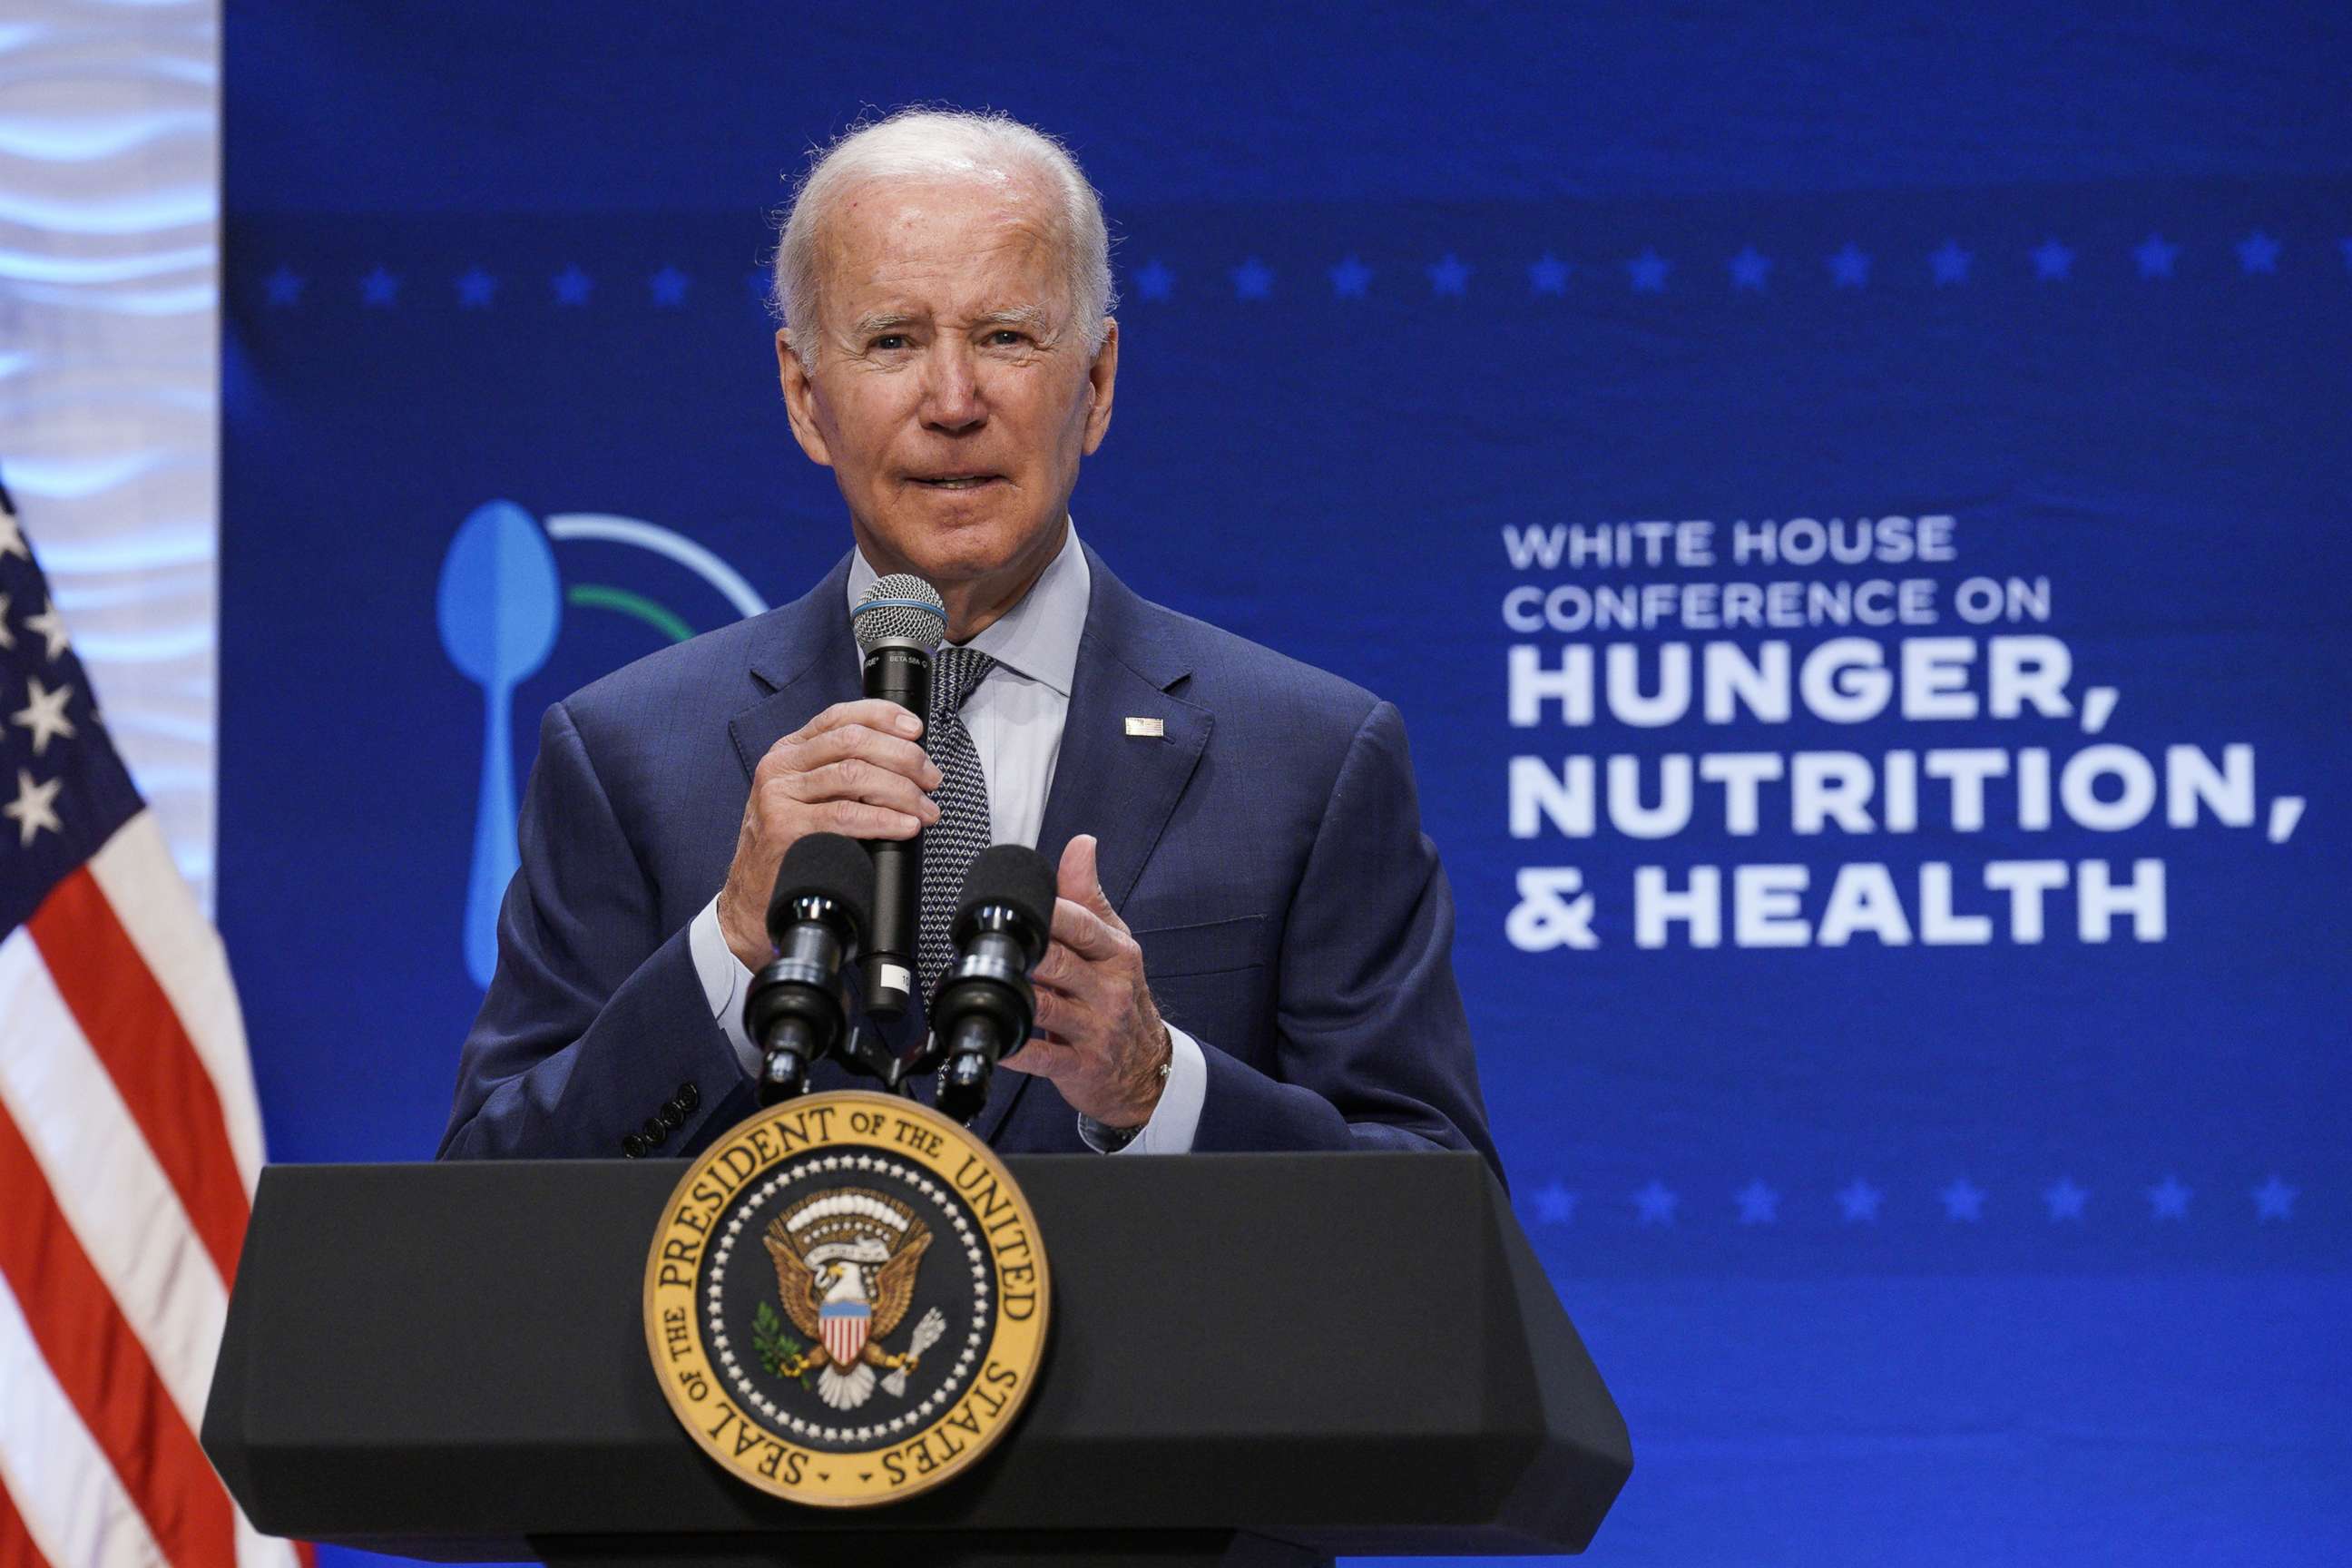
[643,1091,1049,1506]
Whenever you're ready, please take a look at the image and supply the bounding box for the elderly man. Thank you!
[440,109,1495,1170]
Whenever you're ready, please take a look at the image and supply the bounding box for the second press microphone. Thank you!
[849,573,948,1017]
[930,845,1057,1124]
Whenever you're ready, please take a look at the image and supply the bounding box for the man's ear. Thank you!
[777,328,834,468]
[1080,318,1118,456]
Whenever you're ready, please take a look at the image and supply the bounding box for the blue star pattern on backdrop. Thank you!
[1633,1180,1680,1225]
[2032,238,2074,279]
[2252,1175,2298,1220]
[1838,1179,1884,1222]
[1505,1171,2314,1237]
[259,223,2347,315]
[2135,232,2180,278]
[1533,1181,1578,1225]
[1625,249,1670,292]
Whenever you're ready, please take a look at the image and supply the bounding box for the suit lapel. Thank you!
[1033,632,1210,907]
[727,554,861,778]
[970,547,1211,1145]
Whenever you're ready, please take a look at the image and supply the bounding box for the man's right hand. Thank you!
[715,699,941,969]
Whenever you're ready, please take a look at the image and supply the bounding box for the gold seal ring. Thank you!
[642,1091,1049,1505]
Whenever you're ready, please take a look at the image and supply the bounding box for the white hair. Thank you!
[771,107,1117,368]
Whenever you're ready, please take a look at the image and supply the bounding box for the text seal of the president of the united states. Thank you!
[644,1091,1049,1505]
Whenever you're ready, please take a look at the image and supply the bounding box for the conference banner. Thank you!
[220,5,2349,1563]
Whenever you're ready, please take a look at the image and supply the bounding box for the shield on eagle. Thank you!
[820,1298,871,1366]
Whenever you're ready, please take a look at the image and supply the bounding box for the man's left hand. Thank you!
[1000,834,1170,1129]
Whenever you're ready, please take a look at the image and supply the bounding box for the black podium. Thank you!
[203,1152,1630,1566]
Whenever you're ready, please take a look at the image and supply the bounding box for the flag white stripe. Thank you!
[234,1494,303,1568]
[88,810,267,1186]
[0,1275,168,1568]
[0,927,229,1433]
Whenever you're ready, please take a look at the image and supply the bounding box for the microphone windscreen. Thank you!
[852,573,947,653]
[768,832,875,942]
[956,844,1057,935]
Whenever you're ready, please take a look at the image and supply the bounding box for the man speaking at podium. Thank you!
[440,109,1496,1172]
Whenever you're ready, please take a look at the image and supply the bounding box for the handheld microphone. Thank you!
[744,832,873,1105]
[850,573,948,1018]
[930,845,1057,1124]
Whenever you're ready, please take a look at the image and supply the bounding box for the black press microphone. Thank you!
[744,832,873,1105]
[850,573,948,1018]
[930,845,1057,1124]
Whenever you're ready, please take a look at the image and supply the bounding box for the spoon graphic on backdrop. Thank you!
[437,500,562,988]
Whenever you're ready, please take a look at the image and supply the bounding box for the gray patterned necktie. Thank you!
[918,645,996,1013]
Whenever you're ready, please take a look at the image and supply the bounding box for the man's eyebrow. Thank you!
[846,306,1060,340]
[974,306,1059,338]
[848,310,920,338]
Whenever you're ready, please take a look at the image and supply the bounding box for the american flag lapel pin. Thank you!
[1123,716,1165,738]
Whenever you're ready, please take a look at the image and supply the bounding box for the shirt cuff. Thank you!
[690,894,760,1079]
[1077,1024,1206,1154]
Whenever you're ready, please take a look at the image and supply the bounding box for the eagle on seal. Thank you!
[763,1188,948,1411]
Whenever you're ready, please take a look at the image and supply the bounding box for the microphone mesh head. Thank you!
[853,573,947,652]
[956,844,1058,936]
[768,831,876,944]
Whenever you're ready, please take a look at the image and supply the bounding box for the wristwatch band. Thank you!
[1080,1033,1172,1153]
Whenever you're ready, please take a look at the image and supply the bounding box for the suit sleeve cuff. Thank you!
[1077,1024,1206,1154]
[691,895,760,1079]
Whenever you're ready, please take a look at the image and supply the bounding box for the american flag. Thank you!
[0,478,298,1568]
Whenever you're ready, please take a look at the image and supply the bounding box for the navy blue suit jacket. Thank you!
[439,544,1496,1172]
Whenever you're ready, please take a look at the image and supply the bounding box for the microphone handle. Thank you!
[860,643,932,1015]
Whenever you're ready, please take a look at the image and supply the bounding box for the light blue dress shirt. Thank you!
[687,522,1207,1152]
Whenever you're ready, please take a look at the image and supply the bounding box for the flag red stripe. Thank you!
[28,868,250,1285]
[0,1105,236,1568]
[0,1473,55,1568]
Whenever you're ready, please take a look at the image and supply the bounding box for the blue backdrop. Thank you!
[221,4,2350,1562]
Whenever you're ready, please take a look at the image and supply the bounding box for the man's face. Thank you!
[779,175,1117,604]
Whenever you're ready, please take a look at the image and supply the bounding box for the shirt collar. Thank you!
[845,519,1089,698]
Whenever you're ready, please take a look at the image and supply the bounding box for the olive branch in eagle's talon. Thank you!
[751,1300,815,1387]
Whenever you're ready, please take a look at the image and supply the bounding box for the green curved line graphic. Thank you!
[566,583,694,643]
